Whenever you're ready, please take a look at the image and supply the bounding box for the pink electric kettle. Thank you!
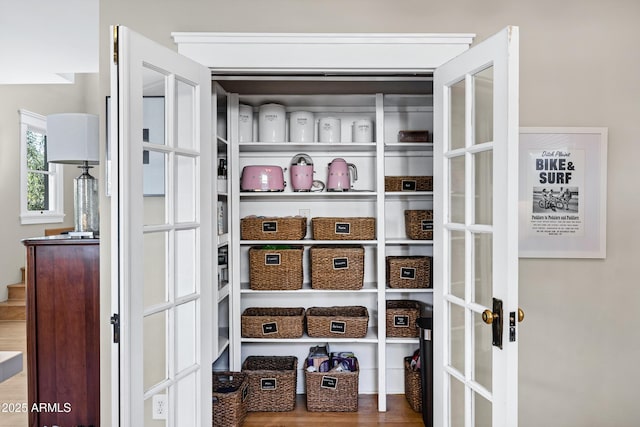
[327,158,358,191]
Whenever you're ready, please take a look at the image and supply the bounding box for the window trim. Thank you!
[19,109,65,224]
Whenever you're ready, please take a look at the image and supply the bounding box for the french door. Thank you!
[110,26,213,426]
[433,27,520,426]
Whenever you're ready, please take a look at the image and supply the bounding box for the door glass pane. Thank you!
[449,155,465,224]
[176,372,197,425]
[144,311,168,390]
[450,375,465,427]
[143,96,166,145]
[473,232,493,308]
[474,391,492,427]
[176,79,196,150]
[474,66,493,145]
[144,392,167,427]
[474,311,492,392]
[474,150,493,225]
[450,79,466,151]
[449,302,465,374]
[144,232,167,308]
[175,229,196,297]
[175,301,197,372]
[450,230,465,299]
[175,154,196,223]
[144,151,167,223]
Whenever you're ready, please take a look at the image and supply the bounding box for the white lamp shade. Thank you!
[46,113,100,164]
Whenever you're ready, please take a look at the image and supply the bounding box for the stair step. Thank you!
[7,283,25,301]
[0,300,26,321]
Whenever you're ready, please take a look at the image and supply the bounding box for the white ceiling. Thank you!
[0,0,98,84]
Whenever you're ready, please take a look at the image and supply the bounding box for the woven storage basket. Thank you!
[404,357,422,412]
[242,356,298,412]
[304,359,359,412]
[386,300,421,338]
[404,210,433,240]
[212,371,248,427]
[312,217,375,240]
[386,256,432,289]
[249,246,303,290]
[310,246,364,290]
[306,306,369,338]
[241,307,305,339]
[385,176,433,192]
[241,216,307,240]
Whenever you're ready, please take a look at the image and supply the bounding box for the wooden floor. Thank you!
[244,394,425,426]
[0,321,425,426]
[0,320,27,427]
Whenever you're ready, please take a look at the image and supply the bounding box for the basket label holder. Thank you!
[394,315,410,328]
[400,267,416,279]
[333,257,349,270]
[264,253,281,265]
[421,220,434,231]
[262,221,278,233]
[321,376,338,389]
[335,222,351,234]
[401,179,417,191]
[260,378,277,390]
[330,321,346,334]
[262,322,278,335]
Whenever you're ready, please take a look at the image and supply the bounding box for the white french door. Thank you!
[433,27,520,426]
[110,26,213,426]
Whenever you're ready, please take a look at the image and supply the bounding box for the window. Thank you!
[19,110,64,224]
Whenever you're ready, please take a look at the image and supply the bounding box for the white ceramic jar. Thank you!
[318,117,341,143]
[289,111,315,142]
[352,119,373,143]
[238,104,254,142]
[258,103,286,142]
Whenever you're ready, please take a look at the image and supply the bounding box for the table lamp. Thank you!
[46,113,100,237]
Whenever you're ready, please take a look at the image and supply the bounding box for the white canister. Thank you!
[238,104,254,142]
[258,103,286,142]
[352,119,373,143]
[318,117,341,143]
[289,111,315,143]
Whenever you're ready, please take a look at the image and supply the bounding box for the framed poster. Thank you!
[518,127,608,258]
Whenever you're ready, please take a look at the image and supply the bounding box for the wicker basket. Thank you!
[310,246,364,290]
[312,217,376,240]
[249,246,303,290]
[385,176,433,192]
[404,210,433,240]
[386,256,432,289]
[304,359,359,412]
[241,216,307,240]
[386,300,421,338]
[241,307,305,339]
[212,371,249,427]
[242,356,298,412]
[404,357,422,412]
[306,306,369,338]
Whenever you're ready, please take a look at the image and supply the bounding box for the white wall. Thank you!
[99,1,640,426]
[0,74,99,300]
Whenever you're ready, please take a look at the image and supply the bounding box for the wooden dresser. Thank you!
[23,236,100,427]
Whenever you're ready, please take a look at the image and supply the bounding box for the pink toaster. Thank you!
[240,165,286,191]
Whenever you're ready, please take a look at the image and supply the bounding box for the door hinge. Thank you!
[113,25,119,65]
[110,313,120,343]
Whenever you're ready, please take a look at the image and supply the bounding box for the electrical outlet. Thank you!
[299,209,310,219]
[152,394,167,420]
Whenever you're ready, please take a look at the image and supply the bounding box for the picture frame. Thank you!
[518,127,608,258]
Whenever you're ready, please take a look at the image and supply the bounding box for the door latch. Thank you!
[110,313,120,343]
[482,298,503,349]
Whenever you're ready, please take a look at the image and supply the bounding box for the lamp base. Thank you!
[74,162,99,235]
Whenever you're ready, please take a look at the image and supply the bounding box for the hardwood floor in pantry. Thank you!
[243,394,425,426]
[0,320,27,427]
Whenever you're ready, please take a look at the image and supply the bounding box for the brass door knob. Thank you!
[518,308,525,322]
[482,309,495,324]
